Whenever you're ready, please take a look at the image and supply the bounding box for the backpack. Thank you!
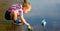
[5,10,12,20]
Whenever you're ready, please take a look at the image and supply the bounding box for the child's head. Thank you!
[22,3,32,14]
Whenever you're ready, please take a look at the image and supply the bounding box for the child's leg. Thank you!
[11,10,22,25]
[13,10,18,21]
[10,10,18,21]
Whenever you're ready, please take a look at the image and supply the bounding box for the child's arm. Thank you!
[20,15,30,26]
[19,10,30,27]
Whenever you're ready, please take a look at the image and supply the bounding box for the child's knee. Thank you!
[11,10,18,20]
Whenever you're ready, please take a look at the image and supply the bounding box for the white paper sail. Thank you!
[41,19,46,27]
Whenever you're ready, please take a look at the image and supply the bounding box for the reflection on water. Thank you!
[0,21,33,31]
[11,24,24,31]
[0,21,24,31]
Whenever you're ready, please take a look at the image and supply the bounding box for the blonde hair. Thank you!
[22,3,32,11]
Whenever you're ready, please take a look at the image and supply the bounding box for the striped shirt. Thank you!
[8,4,22,12]
[8,4,23,16]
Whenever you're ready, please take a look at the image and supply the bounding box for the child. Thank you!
[5,0,32,27]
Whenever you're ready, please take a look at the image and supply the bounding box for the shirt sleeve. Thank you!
[19,9,23,16]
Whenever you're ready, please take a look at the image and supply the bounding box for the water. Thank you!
[0,0,60,31]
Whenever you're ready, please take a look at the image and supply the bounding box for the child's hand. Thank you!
[26,23,30,27]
